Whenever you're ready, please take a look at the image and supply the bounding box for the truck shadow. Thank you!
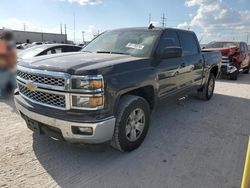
[32,92,250,187]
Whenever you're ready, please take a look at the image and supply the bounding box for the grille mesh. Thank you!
[18,83,66,108]
[17,70,65,87]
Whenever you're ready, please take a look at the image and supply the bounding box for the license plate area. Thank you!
[26,118,41,134]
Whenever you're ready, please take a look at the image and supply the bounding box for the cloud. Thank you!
[59,0,102,5]
[178,0,250,43]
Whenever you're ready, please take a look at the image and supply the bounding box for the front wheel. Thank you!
[230,70,238,80]
[243,65,250,74]
[198,73,215,100]
[111,95,151,152]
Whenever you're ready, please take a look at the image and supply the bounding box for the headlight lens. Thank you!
[71,95,104,109]
[71,75,103,91]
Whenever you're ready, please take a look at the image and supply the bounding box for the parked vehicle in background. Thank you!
[31,41,43,45]
[17,44,82,60]
[203,41,250,80]
[14,27,221,152]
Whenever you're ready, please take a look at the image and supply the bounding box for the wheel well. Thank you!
[210,66,219,77]
[120,86,155,110]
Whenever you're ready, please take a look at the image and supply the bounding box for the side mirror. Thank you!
[159,47,183,59]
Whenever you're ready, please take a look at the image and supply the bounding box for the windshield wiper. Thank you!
[96,51,130,55]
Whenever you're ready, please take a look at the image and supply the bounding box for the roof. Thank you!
[108,27,195,33]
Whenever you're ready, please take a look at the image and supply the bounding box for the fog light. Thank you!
[79,127,93,134]
[72,126,93,135]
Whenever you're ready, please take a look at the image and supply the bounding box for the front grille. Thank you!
[18,83,66,108]
[17,70,65,87]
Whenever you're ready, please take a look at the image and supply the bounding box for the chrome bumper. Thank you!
[15,99,116,144]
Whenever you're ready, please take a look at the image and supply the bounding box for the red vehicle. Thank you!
[203,41,250,80]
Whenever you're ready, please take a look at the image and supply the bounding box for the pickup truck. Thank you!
[14,27,221,152]
[203,41,250,80]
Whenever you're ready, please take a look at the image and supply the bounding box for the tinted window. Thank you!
[158,30,180,51]
[63,46,81,52]
[240,43,245,52]
[178,32,199,56]
[244,43,248,51]
[45,47,62,55]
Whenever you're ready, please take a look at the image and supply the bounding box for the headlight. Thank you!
[71,75,103,91]
[71,95,104,110]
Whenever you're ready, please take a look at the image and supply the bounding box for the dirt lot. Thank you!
[0,75,250,188]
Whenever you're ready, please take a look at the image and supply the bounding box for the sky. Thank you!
[0,0,250,43]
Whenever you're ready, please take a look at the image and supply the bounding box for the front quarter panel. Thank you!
[104,59,158,114]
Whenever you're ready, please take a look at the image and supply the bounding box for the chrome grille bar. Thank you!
[16,65,71,91]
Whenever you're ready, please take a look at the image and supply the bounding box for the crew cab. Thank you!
[14,27,221,152]
[203,41,250,80]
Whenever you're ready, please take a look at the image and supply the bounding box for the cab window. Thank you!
[178,32,199,56]
[158,30,180,50]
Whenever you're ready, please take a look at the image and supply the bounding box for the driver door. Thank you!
[156,30,186,98]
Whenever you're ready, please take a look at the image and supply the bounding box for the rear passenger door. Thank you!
[156,30,187,97]
[177,31,204,87]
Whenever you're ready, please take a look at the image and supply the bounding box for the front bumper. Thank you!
[221,63,238,75]
[15,96,116,144]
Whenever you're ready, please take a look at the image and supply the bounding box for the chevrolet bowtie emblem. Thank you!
[25,81,38,92]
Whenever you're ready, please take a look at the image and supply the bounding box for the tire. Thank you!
[243,65,250,74]
[198,73,215,100]
[230,71,238,80]
[111,95,151,152]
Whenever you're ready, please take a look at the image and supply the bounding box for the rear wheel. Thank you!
[198,73,215,100]
[111,95,150,152]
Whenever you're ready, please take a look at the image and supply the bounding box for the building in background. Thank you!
[0,29,67,44]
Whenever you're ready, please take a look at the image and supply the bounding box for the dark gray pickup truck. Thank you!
[14,27,221,152]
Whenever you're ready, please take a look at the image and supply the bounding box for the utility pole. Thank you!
[148,13,151,24]
[64,24,67,43]
[247,33,249,44]
[82,31,85,43]
[60,24,63,34]
[41,25,44,42]
[23,23,26,31]
[160,13,167,27]
[73,13,76,43]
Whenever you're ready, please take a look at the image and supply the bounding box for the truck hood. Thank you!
[203,46,239,56]
[18,52,143,75]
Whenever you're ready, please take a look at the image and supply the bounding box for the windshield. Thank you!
[206,42,239,49]
[18,45,47,59]
[82,30,160,57]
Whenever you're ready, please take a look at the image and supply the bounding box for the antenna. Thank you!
[160,13,167,27]
[148,23,155,29]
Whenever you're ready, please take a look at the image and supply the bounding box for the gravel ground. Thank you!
[0,74,250,188]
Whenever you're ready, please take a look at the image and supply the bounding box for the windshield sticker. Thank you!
[126,43,144,50]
